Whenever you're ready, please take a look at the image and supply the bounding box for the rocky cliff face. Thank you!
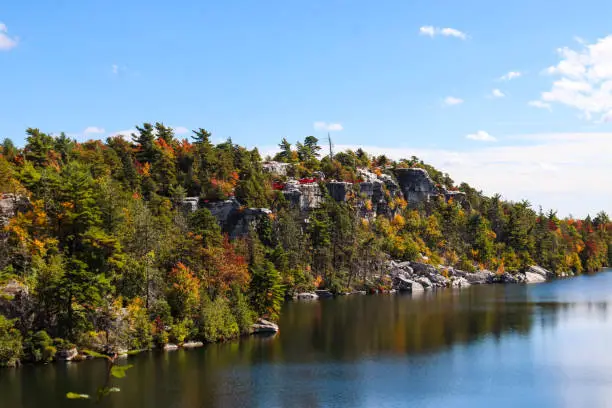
[203,199,272,238]
[0,194,30,226]
[394,168,439,207]
[262,161,292,176]
[327,181,352,202]
[282,180,323,212]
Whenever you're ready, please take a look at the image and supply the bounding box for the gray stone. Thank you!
[283,180,323,211]
[410,262,438,276]
[163,344,179,351]
[451,277,471,288]
[251,319,279,334]
[464,270,495,284]
[182,341,204,348]
[180,197,199,213]
[56,347,79,361]
[392,275,425,292]
[428,273,450,287]
[262,161,292,176]
[415,276,433,289]
[0,194,30,226]
[295,292,318,300]
[315,289,334,298]
[524,271,546,283]
[327,181,352,202]
[527,265,555,279]
[394,168,439,207]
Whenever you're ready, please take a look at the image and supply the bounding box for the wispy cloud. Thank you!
[534,35,612,121]
[111,64,119,74]
[330,132,612,217]
[466,130,496,142]
[0,22,18,51]
[491,89,505,98]
[419,26,467,40]
[314,121,343,132]
[443,96,464,106]
[173,126,189,135]
[528,100,552,111]
[83,126,105,135]
[500,71,522,81]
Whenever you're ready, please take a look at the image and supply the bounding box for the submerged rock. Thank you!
[182,341,204,348]
[251,319,279,334]
[295,292,318,300]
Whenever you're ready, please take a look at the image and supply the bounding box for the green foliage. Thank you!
[198,294,239,343]
[249,261,284,320]
[23,330,55,363]
[0,315,22,367]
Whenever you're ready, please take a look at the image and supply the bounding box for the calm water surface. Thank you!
[2,269,612,408]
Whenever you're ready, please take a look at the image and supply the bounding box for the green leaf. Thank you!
[66,392,90,399]
[83,349,111,360]
[110,364,133,379]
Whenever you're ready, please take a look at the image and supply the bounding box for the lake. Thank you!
[2,268,612,408]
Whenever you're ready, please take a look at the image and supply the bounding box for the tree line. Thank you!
[0,123,610,366]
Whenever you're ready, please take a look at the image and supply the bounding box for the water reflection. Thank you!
[2,270,611,408]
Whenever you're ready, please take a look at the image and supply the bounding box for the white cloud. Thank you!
[330,132,612,217]
[0,22,18,51]
[112,64,119,74]
[83,126,105,135]
[173,126,189,135]
[419,26,467,40]
[466,130,497,142]
[109,129,136,139]
[528,100,552,110]
[314,121,343,132]
[534,35,612,121]
[419,26,436,37]
[443,96,464,106]
[500,71,522,81]
[492,89,505,98]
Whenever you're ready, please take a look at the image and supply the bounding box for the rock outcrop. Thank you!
[203,199,272,238]
[394,168,439,207]
[262,161,292,176]
[0,194,30,226]
[282,180,323,211]
[326,181,352,202]
[180,197,199,213]
[392,275,425,292]
[527,265,555,279]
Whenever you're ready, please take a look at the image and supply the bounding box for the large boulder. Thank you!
[451,277,471,288]
[251,319,279,334]
[464,270,495,284]
[204,199,272,238]
[392,275,425,292]
[428,273,450,288]
[410,262,438,276]
[56,347,79,361]
[415,276,433,289]
[524,271,546,283]
[180,197,199,214]
[527,265,555,279]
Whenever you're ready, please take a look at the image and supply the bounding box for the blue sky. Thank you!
[1,0,611,216]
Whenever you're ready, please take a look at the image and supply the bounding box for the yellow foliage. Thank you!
[392,214,406,228]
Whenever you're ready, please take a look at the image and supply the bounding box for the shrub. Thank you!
[199,295,239,343]
[0,315,22,367]
[169,319,191,344]
[229,287,255,335]
[24,330,54,363]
